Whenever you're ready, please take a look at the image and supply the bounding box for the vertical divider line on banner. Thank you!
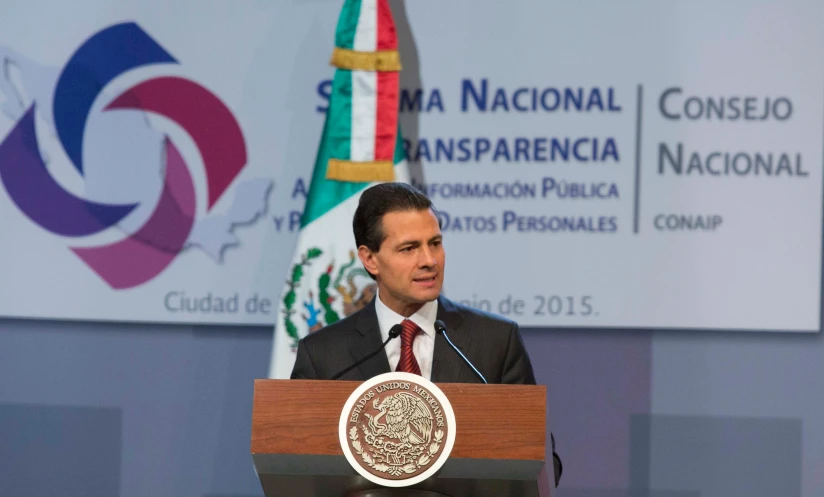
[634,84,644,234]
[818,87,824,332]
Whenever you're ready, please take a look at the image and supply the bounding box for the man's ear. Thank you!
[357,245,379,277]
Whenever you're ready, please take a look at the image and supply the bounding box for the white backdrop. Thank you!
[0,0,822,331]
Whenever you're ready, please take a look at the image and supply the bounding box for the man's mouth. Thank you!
[413,275,438,284]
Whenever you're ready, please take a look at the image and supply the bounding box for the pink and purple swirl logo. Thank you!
[0,22,246,289]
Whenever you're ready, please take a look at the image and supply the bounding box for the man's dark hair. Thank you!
[353,182,439,252]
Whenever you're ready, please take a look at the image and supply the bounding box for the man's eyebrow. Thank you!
[393,233,442,248]
[395,239,421,248]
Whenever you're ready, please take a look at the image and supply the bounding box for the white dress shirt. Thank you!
[375,291,438,380]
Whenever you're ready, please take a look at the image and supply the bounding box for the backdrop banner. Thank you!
[0,0,821,332]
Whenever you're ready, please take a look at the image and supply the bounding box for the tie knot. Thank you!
[400,319,421,344]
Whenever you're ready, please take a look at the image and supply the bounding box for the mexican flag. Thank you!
[268,0,409,379]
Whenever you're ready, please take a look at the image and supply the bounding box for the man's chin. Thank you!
[410,284,442,303]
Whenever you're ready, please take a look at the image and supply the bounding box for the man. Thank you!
[291,182,562,485]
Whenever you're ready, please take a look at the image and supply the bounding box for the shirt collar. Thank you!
[375,290,438,338]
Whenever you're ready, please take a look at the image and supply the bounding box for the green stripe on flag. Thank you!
[301,68,364,228]
[334,0,362,51]
[393,123,406,164]
[301,120,368,227]
[327,69,353,165]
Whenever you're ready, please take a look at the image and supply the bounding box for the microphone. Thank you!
[331,324,402,380]
[434,319,487,384]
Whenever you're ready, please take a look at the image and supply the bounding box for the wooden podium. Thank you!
[251,379,552,497]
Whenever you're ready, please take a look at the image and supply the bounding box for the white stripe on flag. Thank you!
[353,0,377,52]
[350,70,377,162]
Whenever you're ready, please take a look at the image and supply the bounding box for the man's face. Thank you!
[358,208,445,315]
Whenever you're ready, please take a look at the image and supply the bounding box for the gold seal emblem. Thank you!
[339,372,457,487]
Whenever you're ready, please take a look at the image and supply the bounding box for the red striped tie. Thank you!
[396,319,422,376]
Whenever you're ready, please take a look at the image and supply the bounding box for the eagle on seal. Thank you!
[366,392,434,445]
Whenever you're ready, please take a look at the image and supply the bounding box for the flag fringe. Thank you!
[330,47,402,72]
[326,158,395,182]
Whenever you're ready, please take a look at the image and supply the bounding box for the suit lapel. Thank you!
[431,296,473,383]
[349,299,391,380]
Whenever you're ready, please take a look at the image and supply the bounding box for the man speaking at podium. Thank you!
[290,182,562,485]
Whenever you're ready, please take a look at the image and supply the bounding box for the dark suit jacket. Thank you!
[290,295,562,485]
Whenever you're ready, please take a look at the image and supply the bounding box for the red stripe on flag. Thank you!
[376,0,397,50]
[374,70,399,161]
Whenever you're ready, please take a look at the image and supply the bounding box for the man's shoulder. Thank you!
[297,303,370,348]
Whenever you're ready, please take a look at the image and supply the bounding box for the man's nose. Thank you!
[418,246,437,267]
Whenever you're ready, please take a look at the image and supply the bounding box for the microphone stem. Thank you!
[441,330,488,384]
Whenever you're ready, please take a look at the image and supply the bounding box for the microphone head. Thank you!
[388,324,403,339]
[434,320,447,334]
